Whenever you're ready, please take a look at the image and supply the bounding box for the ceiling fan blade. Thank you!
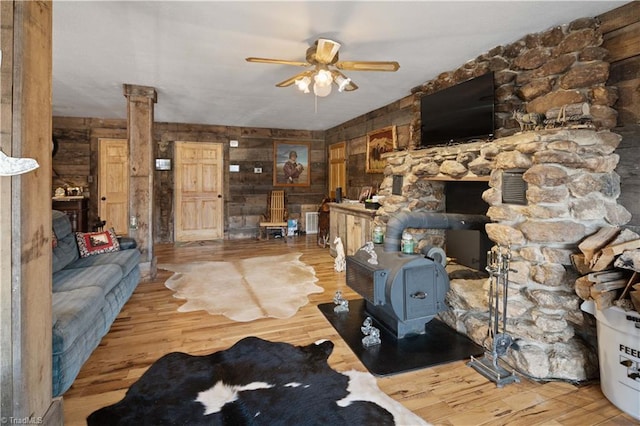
[245,57,310,67]
[275,70,315,88]
[314,39,341,64]
[335,61,400,72]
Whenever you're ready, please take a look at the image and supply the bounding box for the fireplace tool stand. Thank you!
[468,245,520,387]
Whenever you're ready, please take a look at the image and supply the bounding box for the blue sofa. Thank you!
[52,210,141,396]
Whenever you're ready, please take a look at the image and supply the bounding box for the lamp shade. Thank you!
[335,75,352,92]
[313,81,332,97]
[295,76,311,93]
[314,69,332,87]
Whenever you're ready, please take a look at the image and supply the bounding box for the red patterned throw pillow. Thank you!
[75,228,121,258]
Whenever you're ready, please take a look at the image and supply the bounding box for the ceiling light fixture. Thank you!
[334,74,352,93]
[294,76,311,93]
[247,38,400,98]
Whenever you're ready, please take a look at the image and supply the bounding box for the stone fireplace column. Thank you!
[378,127,631,382]
[123,84,157,280]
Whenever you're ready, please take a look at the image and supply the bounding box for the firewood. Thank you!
[591,289,617,310]
[593,278,629,292]
[618,271,639,301]
[607,228,640,246]
[571,253,593,275]
[575,275,594,300]
[587,269,626,283]
[578,227,620,262]
[630,291,640,312]
[591,239,640,271]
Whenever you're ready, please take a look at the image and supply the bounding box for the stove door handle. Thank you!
[410,291,427,299]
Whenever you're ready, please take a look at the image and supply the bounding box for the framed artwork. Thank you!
[358,186,372,202]
[366,125,397,173]
[273,141,311,187]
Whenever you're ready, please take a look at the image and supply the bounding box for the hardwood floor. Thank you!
[63,236,637,425]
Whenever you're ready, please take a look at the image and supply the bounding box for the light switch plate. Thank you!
[230,164,240,172]
[254,167,262,173]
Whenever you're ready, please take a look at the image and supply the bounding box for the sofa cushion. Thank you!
[52,286,105,354]
[52,211,80,273]
[52,233,80,274]
[53,264,123,296]
[53,210,73,239]
[64,248,140,278]
[76,228,121,258]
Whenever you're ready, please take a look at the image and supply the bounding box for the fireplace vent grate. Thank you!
[502,169,527,205]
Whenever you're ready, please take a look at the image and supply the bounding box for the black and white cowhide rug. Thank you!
[88,337,430,426]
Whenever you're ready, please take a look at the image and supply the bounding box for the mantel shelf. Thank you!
[425,175,490,182]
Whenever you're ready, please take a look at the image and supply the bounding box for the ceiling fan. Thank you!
[246,38,400,97]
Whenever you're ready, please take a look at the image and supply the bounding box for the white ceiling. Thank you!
[52,1,624,131]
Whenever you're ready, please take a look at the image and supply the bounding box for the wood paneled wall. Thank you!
[53,119,327,242]
[324,96,415,200]
[600,2,640,231]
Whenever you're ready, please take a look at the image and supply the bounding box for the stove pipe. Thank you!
[383,212,490,252]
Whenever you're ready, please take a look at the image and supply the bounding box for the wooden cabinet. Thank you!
[329,202,377,257]
[52,197,88,232]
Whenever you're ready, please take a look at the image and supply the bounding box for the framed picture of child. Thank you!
[273,141,311,187]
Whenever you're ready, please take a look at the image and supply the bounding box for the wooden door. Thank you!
[175,142,224,242]
[328,142,346,198]
[98,138,129,235]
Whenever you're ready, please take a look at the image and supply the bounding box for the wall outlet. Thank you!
[230,140,239,147]
[229,164,240,172]
[254,167,262,173]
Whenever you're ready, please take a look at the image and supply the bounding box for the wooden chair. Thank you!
[259,190,288,240]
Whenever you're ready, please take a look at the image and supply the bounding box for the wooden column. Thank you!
[0,1,62,422]
[123,84,157,280]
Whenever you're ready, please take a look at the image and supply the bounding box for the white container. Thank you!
[582,301,640,420]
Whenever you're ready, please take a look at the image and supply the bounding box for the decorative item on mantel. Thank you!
[512,102,594,134]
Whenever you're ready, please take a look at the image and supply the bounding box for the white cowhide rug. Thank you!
[160,253,323,321]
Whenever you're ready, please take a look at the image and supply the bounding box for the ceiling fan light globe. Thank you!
[314,69,332,87]
[313,81,332,97]
[335,75,352,92]
[294,76,311,93]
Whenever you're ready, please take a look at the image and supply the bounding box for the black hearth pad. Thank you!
[318,299,483,377]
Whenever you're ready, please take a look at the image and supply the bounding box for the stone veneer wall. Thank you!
[373,16,632,381]
[378,128,630,381]
[460,128,627,381]
[409,16,617,145]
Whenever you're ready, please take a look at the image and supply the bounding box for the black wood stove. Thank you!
[346,212,489,339]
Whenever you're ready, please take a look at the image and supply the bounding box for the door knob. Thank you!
[217,194,222,198]
[101,197,106,201]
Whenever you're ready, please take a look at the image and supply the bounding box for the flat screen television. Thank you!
[420,72,495,147]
